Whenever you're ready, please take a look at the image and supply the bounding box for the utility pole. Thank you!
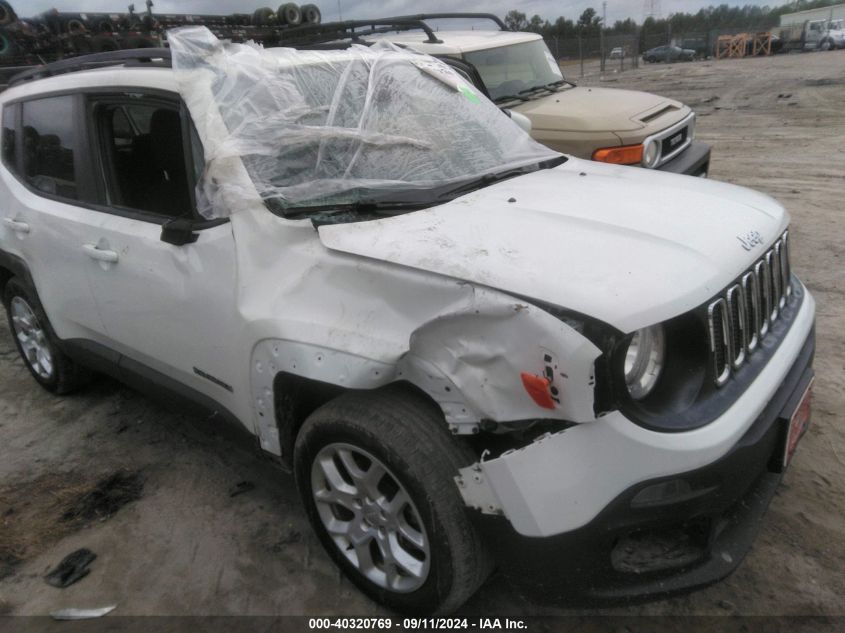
[337,0,343,21]
[600,1,606,71]
[579,28,584,77]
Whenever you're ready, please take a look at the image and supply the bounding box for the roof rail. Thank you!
[385,13,510,32]
[8,48,171,87]
[280,18,443,46]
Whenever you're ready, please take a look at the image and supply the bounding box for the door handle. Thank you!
[2,218,30,234]
[82,244,119,264]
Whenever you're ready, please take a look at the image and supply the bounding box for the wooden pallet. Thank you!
[715,32,773,59]
[716,33,748,59]
[751,32,772,56]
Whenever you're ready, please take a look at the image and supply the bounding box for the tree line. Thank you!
[504,0,843,40]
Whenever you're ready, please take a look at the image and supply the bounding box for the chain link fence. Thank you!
[544,23,789,78]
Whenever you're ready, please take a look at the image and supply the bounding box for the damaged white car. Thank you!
[0,27,816,614]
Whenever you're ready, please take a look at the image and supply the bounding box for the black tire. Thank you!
[294,386,492,614]
[0,1,15,27]
[65,17,87,35]
[0,29,16,59]
[69,34,93,54]
[300,3,321,25]
[252,7,275,26]
[125,36,156,49]
[2,277,90,394]
[91,35,119,53]
[277,3,302,26]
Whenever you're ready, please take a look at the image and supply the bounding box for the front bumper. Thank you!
[460,285,814,537]
[657,140,711,176]
[473,321,815,602]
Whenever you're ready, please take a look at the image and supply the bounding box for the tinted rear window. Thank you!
[1,104,16,171]
[22,96,78,200]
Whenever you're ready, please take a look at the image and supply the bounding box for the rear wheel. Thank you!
[2,278,89,394]
[294,387,491,614]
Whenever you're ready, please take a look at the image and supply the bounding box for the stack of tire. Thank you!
[252,4,321,27]
[0,0,19,61]
[0,2,322,68]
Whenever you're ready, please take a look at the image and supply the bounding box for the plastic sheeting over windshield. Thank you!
[168,27,560,219]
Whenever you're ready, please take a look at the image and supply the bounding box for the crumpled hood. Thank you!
[514,86,687,133]
[318,158,788,333]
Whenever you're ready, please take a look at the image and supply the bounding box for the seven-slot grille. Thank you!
[707,230,792,387]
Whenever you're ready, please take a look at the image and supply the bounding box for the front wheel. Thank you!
[294,386,492,614]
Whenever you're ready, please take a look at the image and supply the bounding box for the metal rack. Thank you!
[7,47,171,87]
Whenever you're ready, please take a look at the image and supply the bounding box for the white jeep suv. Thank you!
[0,28,816,614]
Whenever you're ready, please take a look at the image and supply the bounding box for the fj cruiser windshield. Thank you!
[168,27,560,219]
[462,39,565,102]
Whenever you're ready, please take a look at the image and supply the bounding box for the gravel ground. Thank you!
[0,50,843,621]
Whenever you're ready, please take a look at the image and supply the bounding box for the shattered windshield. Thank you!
[463,39,565,102]
[168,27,560,219]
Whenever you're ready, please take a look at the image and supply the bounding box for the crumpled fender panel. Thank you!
[398,296,601,430]
[248,275,600,454]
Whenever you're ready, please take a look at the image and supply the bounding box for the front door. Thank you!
[81,93,240,405]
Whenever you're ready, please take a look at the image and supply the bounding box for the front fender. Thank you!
[398,290,602,431]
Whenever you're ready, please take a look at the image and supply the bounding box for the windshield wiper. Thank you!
[280,198,436,221]
[439,156,568,201]
[493,93,529,104]
[516,80,571,98]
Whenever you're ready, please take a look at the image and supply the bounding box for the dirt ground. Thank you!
[0,50,843,620]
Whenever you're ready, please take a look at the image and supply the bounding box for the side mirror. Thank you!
[503,109,533,133]
[160,218,199,246]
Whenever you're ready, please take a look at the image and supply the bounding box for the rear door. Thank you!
[0,94,108,343]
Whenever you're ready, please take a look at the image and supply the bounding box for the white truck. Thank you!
[780,17,845,51]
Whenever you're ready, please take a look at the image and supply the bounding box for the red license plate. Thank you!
[783,378,814,468]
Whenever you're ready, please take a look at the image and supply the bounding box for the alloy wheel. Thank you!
[10,296,54,380]
[311,443,430,593]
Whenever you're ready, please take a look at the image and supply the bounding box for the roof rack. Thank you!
[279,18,443,47]
[385,13,510,32]
[8,48,171,87]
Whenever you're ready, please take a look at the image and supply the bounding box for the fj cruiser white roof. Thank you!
[371,28,540,54]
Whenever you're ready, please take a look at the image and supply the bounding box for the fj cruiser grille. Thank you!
[645,112,695,169]
[660,126,688,158]
[707,230,793,387]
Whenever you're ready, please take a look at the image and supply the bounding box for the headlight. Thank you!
[624,325,665,400]
[642,138,660,168]
[688,115,696,141]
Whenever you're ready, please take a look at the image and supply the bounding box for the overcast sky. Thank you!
[21,0,777,27]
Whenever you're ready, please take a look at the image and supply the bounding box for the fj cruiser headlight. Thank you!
[642,138,660,168]
[624,325,665,400]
